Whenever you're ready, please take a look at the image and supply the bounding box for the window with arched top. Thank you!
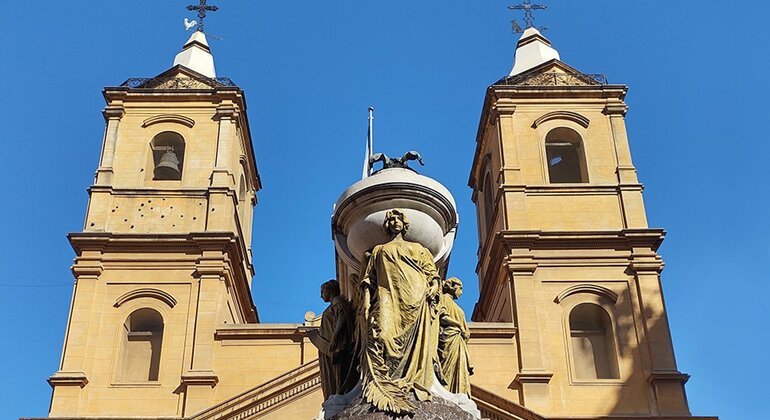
[545,127,587,183]
[150,132,185,181]
[117,308,164,382]
[569,303,619,380]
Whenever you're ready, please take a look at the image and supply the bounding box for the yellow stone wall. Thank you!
[468,64,690,418]
[48,72,264,418]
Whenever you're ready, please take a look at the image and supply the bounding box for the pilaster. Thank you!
[181,251,226,415]
[506,257,553,410]
[627,235,691,416]
[605,103,648,229]
[48,249,103,417]
[210,105,238,188]
[95,105,125,186]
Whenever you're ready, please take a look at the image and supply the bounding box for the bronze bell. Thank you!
[154,148,181,179]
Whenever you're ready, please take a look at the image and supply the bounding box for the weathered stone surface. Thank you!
[331,394,475,420]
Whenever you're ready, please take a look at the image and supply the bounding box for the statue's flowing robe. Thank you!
[360,239,440,414]
[318,295,357,399]
[438,293,472,396]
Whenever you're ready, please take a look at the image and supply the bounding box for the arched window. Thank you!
[117,308,163,382]
[569,303,619,380]
[482,172,494,233]
[150,132,185,180]
[545,128,587,183]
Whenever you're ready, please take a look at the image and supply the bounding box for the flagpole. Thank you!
[362,107,374,179]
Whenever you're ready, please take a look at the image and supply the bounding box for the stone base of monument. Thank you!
[318,376,481,420]
[330,394,476,420]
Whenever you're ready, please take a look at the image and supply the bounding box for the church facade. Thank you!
[36,22,716,420]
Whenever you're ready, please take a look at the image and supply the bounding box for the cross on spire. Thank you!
[508,0,547,31]
[187,0,219,32]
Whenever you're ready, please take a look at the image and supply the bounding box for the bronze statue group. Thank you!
[308,209,473,416]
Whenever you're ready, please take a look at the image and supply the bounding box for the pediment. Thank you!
[496,59,607,87]
[120,65,236,89]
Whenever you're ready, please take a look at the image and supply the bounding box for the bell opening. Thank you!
[150,132,185,181]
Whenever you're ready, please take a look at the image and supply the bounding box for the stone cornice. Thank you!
[513,370,553,385]
[214,323,516,341]
[48,371,88,388]
[604,103,629,116]
[467,323,517,339]
[102,106,125,121]
[489,83,628,99]
[181,370,219,388]
[215,324,309,341]
[493,229,666,251]
[648,370,690,385]
[214,105,239,120]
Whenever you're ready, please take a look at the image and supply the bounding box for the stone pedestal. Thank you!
[331,395,476,420]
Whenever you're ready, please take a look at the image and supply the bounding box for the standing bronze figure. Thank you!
[358,209,442,414]
[438,277,474,396]
[308,280,358,399]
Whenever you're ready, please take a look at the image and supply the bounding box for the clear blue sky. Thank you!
[1,1,766,418]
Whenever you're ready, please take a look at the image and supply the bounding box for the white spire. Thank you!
[509,27,560,76]
[173,31,217,78]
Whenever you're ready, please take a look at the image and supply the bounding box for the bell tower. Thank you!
[47,30,261,417]
[469,28,692,417]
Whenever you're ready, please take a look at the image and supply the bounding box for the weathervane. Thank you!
[508,0,548,33]
[186,0,219,32]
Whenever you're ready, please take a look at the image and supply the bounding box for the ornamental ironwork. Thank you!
[187,0,219,33]
[119,76,237,89]
[508,0,548,33]
[495,71,608,86]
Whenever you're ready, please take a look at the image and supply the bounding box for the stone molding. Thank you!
[648,370,690,385]
[513,370,554,385]
[215,324,309,341]
[141,114,195,128]
[215,323,516,341]
[48,371,89,388]
[604,103,629,116]
[467,323,517,339]
[102,106,125,121]
[629,260,665,274]
[554,284,619,305]
[181,370,219,388]
[214,105,239,120]
[532,110,590,129]
[113,288,177,308]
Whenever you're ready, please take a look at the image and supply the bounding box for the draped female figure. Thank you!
[359,209,441,414]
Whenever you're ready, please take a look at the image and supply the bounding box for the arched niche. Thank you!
[116,308,164,382]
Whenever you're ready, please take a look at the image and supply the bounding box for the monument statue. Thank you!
[358,209,442,414]
[369,150,425,171]
[437,277,474,396]
[307,280,358,399]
